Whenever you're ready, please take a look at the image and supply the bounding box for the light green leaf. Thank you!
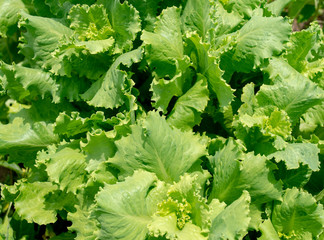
[142,7,184,78]
[181,0,211,39]
[209,139,282,203]
[265,110,292,139]
[127,0,162,30]
[18,12,73,69]
[272,188,324,239]
[0,62,59,103]
[148,214,207,240]
[153,172,211,235]
[43,146,88,194]
[222,16,291,73]
[268,142,320,171]
[208,1,243,39]
[265,0,292,16]
[15,182,58,225]
[54,112,94,137]
[54,111,112,137]
[53,37,115,79]
[167,75,209,130]
[81,48,142,109]
[110,111,207,183]
[222,0,264,18]
[97,0,141,52]
[81,130,116,163]
[93,170,167,240]
[300,103,324,136]
[209,191,251,240]
[208,138,244,203]
[185,33,234,107]
[0,117,58,153]
[259,219,280,240]
[150,56,193,112]
[284,26,320,72]
[258,58,324,125]
[0,0,28,37]
[68,205,99,240]
[68,4,114,41]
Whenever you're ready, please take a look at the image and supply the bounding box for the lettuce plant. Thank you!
[0,0,323,239]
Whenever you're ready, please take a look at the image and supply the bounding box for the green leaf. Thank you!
[97,0,141,52]
[93,170,167,240]
[185,33,234,107]
[274,162,312,188]
[221,16,291,73]
[18,12,73,70]
[209,139,282,204]
[42,146,88,194]
[287,0,309,19]
[265,0,293,16]
[0,0,28,37]
[284,26,320,72]
[181,0,211,39]
[68,4,114,41]
[268,142,320,171]
[222,0,264,18]
[150,56,193,112]
[0,117,58,153]
[81,48,142,109]
[300,103,324,137]
[127,0,162,30]
[272,187,324,239]
[81,130,116,162]
[15,181,58,225]
[68,205,98,240]
[209,191,251,240]
[148,214,207,240]
[258,58,324,125]
[259,219,280,240]
[0,62,59,103]
[142,7,184,78]
[167,75,209,130]
[110,111,207,183]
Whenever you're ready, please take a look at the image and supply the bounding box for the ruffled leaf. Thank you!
[110,111,207,183]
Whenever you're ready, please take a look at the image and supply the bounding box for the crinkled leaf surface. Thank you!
[185,33,234,107]
[110,111,206,183]
[181,0,211,39]
[167,75,209,130]
[97,0,141,52]
[221,16,291,73]
[259,58,324,125]
[268,142,320,171]
[18,12,73,69]
[0,62,59,102]
[93,170,166,240]
[209,139,282,204]
[272,188,324,239]
[209,191,251,240]
[0,0,28,37]
[42,146,88,194]
[0,117,58,153]
[81,48,142,109]
[142,7,184,78]
[15,181,58,225]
